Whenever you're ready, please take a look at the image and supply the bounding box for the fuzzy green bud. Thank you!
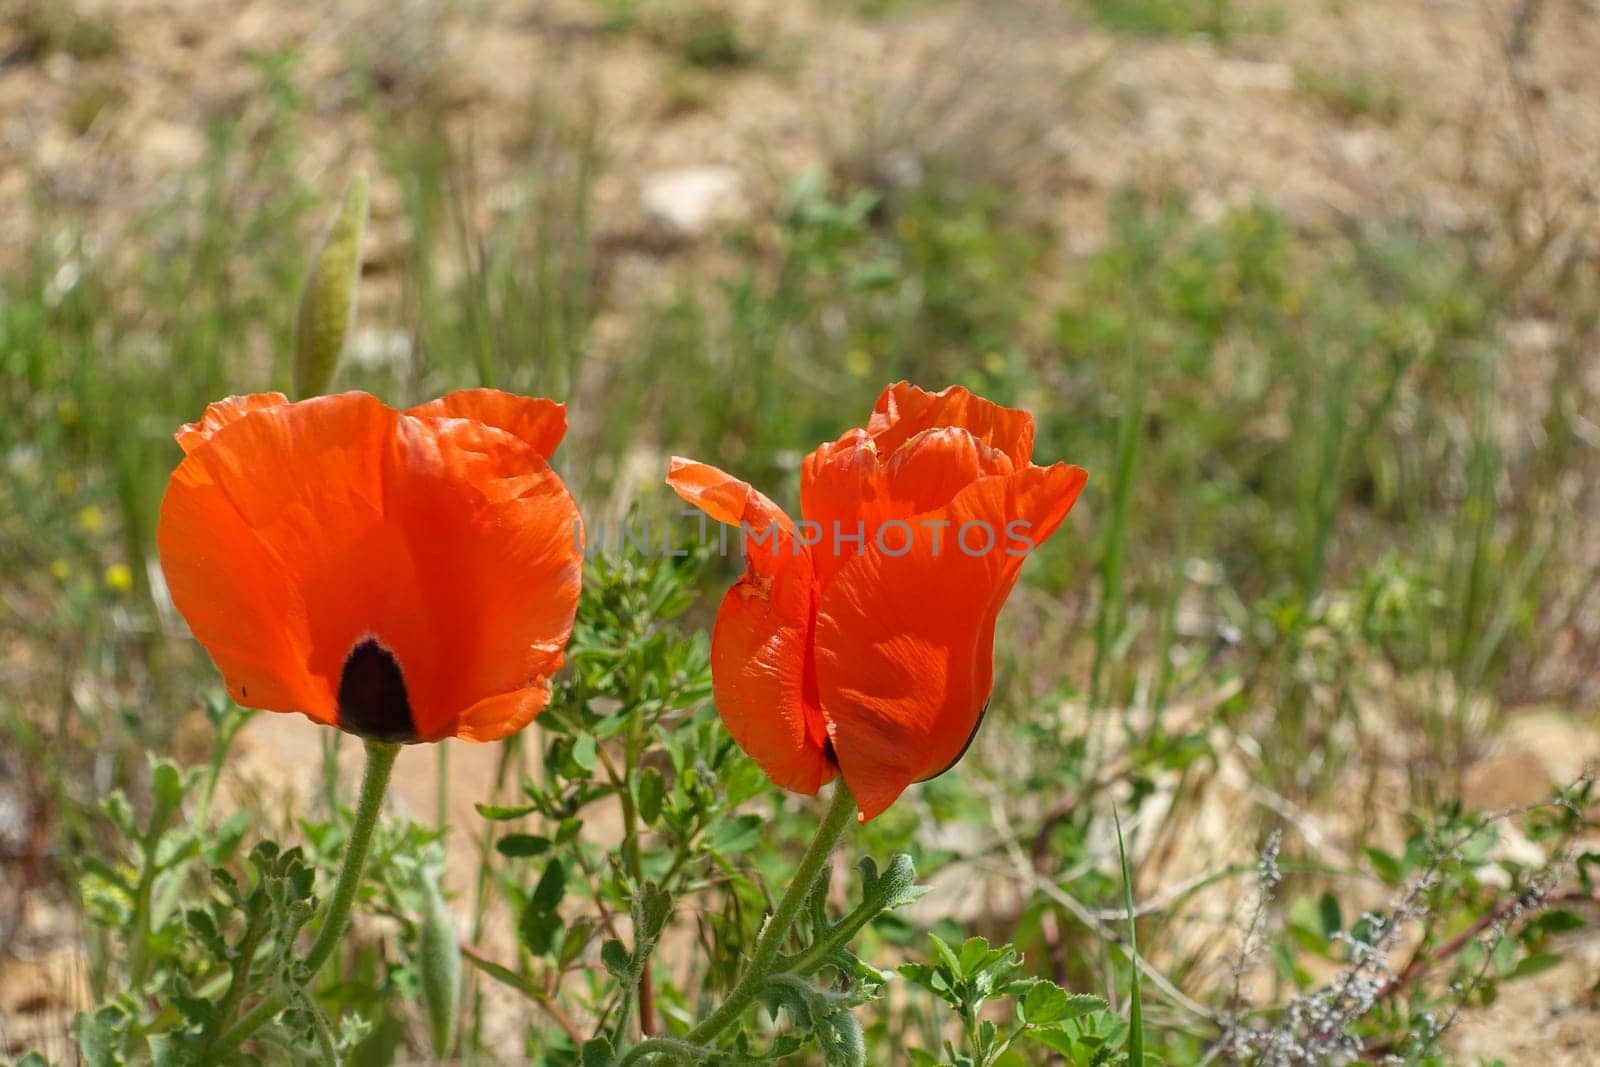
[292,172,369,398]
[417,864,461,1059]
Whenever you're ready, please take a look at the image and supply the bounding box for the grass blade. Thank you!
[1114,806,1144,1067]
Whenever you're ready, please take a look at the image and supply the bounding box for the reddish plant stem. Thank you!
[639,958,656,1035]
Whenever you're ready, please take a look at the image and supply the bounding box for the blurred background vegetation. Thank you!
[3,0,1599,1062]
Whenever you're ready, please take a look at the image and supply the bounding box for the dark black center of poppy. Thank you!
[337,638,417,743]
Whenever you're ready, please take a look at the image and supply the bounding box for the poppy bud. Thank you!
[292,172,369,399]
[418,864,461,1058]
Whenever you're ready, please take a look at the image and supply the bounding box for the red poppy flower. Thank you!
[157,389,584,743]
[668,383,1087,820]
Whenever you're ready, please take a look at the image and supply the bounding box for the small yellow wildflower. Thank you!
[56,471,76,497]
[77,505,104,533]
[983,351,1006,375]
[50,559,70,581]
[845,349,871,377]
[105,563,134,594]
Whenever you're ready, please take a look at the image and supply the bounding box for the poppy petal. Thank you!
[382,413,583,740]
[174,392,291,455]
[799,431,880,582]
[800,427,1015,587]
[668,458,836,793]
[159,393,404,732]
[453,687,552,743]
[709,561,835,793]
[814,461,1088,820]
[667,457,792,533]
[406,389,568,460]
[867,382,1035,466]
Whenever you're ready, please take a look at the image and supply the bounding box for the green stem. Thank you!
[207,893,268,1047]
[199,739,400,1064]
[305,740,400,975]
[200,990,287,1066]
[779,894,878,978]
[616,1035,713,1066]
[681,782,856,1047]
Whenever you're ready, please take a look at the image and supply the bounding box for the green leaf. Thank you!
[461,944,544,1000]
[1317,891,1342,939]
[1020,982,1105,1025]
[637,765,666,825]
[958,936,992,976]
[1508,951,1562,979]
[204,810,252,865]
[292,172,369,398]
[579,1037,615,1067]
[496,834,552,859]
[151,759,185,809]
[600,938,631,979]
[863,853,927,912]
[819,1006,866,1067]
[1533,908,1584,934]
[559,917,595,968]
[532,859,567,912]
[1459,823,1500,864]
[633,881,674,943]
[1364,846,1405,885]
[518,903,561,957]
[571,734,598,773]
[475,802,540,821]
[707,813,763,854]
[928,932,962,976]
[74,1006,125,1067]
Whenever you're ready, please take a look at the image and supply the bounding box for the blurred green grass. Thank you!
[1,33,1585,789]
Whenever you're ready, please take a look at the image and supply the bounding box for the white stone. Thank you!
[639,165,745,238]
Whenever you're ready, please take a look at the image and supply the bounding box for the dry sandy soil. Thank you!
[4,0,1600,1061]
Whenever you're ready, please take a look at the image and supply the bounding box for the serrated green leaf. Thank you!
[74,1006,125,1067]
[579,1037,615,1067]
[928,932,961,976]
[820,1007,866,1067]
[958,936,992,977]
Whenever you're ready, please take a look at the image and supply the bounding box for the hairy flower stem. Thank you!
[199,739,400,1065]
[682,782,857,1047]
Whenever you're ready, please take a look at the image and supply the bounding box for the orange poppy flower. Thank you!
[157,389,584,743]
[668,382,1087,820]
